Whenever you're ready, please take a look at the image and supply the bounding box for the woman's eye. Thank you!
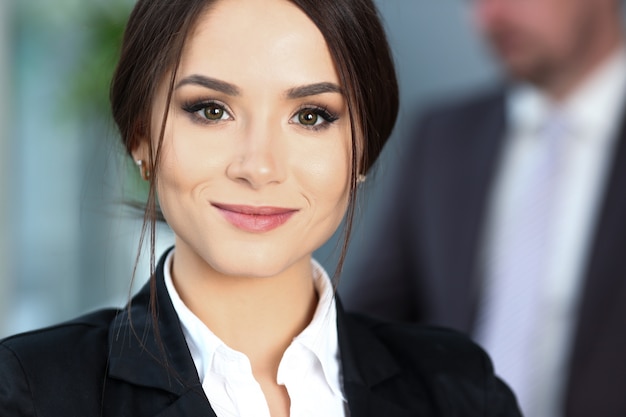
[203,104,227,120]
[182,100,232,123]
[291,107,339,130]
[298,109,320,126]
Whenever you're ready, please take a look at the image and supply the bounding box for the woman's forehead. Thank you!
[177,0,339,90]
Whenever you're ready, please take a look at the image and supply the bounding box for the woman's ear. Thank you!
[129,117,151,161]
[131,140,152,181]
[131,135,150,163]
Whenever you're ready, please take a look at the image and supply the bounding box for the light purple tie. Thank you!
[475,114,568,416]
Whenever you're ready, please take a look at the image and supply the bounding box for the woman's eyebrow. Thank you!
[286,82,343,99]
[175,74,241,96]
[175,77,341,99]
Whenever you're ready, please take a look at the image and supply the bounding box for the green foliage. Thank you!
[68,1,151,201]
[69,1,132,118]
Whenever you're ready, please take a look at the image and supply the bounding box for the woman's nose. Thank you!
[225,124,287,189]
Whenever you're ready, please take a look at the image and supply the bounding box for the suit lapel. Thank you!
[336,299,423,417]
[108,247,217,417]
[454,92,508,330]
[569,105,626,364]
[425,90,508,331]
[153,390,218,417]
[342,383,420,417]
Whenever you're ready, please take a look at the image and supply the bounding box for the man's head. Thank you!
[472,0,623,95]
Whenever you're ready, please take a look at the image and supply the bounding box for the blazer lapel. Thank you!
[342,383,419,417]
[568,104,626,369]
[424,89,508,331]
[555,92,626,416]
[108,248,217,417]
[336,299,425,417]
[454,91,508,331]
[153,390,218,417]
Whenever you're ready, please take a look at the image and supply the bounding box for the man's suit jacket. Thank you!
[0,249,520,417]
[342,88,626,417]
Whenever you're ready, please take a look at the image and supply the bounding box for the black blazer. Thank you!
[342,88,626,416]
[0,249,520,416]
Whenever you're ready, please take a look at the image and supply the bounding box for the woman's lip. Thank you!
[212,203,298,232]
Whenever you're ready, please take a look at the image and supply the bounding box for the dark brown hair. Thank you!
[110,0,398,294]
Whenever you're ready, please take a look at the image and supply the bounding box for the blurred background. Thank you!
[0,0,500,338]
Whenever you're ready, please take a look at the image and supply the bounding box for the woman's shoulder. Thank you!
[0,308,120,416]
[341,312,522,416]
[350,312,490,371]
[1,308,119,358]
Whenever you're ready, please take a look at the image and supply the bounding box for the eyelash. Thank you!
[180,100,340,131]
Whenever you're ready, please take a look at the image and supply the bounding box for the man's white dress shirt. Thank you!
[479,47,626,417]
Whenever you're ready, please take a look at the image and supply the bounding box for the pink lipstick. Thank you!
[212,203,298,233]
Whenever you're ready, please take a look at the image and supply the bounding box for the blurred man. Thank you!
[342,0,626,416]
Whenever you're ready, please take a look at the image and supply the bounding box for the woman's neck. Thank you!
[170,244,319,374]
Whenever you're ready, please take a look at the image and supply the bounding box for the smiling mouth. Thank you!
[212,203,298,233]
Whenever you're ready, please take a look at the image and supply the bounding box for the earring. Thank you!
[357,174,367,184]
[135,160,151,181]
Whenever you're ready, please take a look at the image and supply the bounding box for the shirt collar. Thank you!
[163,251,228,382]
[280,258,344,400]
[507,45,626,138]
[163,250,344,400]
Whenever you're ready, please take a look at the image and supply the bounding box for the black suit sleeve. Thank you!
[0,343,37,417]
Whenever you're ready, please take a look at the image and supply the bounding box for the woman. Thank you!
[0,0,521,416]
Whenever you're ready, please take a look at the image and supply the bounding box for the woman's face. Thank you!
[137,0,352,278]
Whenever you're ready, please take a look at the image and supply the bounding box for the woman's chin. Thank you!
[208,253,309,280]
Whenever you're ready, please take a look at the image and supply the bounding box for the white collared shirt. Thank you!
[481,47,626,417]
[163,250,348,417]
